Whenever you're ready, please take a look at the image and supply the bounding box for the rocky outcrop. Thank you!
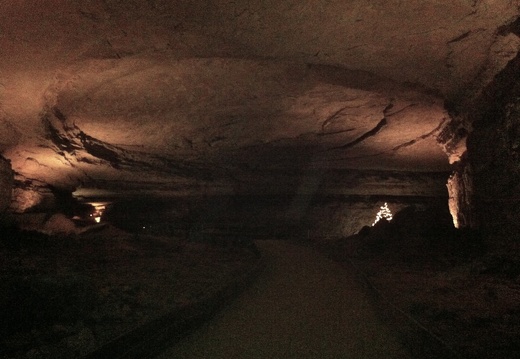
[9,179,55,214]
[0,156,13,217]
[290,170,449,238]
[467,54,520,238]
[446,158,476,228]
[437,113,474,228]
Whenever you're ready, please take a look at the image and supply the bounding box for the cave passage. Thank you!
[155,240,411,359]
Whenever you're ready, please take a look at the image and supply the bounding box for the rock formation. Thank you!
[0,0,518,236]
[467,53,520,238]
[0,156,13,218]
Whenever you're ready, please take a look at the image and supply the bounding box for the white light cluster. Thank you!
[372,202,393,226]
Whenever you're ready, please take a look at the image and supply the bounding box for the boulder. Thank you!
[43,213,77,236]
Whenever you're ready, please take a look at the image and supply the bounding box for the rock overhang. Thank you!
[5,57,450,196]
[0,0,518,210]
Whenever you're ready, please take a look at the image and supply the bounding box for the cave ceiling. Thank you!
[0,0,519,203]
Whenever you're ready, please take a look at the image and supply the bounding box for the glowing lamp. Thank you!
[372,202,393,226]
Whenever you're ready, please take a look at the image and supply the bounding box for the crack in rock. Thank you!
[317,128,355,137]
[445,28,486,70]
[330,103,393,150]
[330,117,387,150]
[448,31,472,44]
[25,157,51,169]
[385,103,417,118]
[392,118,448,152]
[321,105,351,133]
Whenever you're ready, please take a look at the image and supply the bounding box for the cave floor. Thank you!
[0,225,261,359]
[155,239,411,359]
[322,230,520,359]
[3,224,520,359]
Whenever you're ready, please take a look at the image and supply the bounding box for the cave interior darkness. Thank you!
[2,0,520,356]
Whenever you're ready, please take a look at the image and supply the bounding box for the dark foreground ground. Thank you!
[318,207,520,359]
[155,240,411,359]
[3,210,520,359]
[0,225,262,359]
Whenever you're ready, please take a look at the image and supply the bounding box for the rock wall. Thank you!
[285,169,450,238]
[467,54,520,238]
[10,179,57,214]
[0,156,13,217]
[102,169,450,240]
[302,200,398,240]
[295,196,451,240]
[446,158,476,228]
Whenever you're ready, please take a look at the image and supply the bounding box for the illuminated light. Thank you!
[86,202,109,224]
[372,202,393,226]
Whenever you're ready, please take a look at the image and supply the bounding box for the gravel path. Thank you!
[155,240,411,359]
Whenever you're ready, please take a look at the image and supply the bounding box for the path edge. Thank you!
[81,254,266,359]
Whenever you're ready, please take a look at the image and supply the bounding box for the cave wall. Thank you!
[293,197,450,241]
[467,54,520,238]
[300,200,398,240]
[0,1,515,235]
[0,156,13,218]
[286,169,450,238]
[100,168,450,240]
[445,159,476,229]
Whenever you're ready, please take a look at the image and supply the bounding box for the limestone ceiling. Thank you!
[0,0,519,199]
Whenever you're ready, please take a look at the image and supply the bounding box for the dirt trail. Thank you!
[155,240,411,359]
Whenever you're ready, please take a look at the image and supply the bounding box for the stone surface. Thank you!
[42,213,77,236]
[446,161,475,228]
[0,156,13,216]
[467,55,520,236]
[0,1,518,227]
